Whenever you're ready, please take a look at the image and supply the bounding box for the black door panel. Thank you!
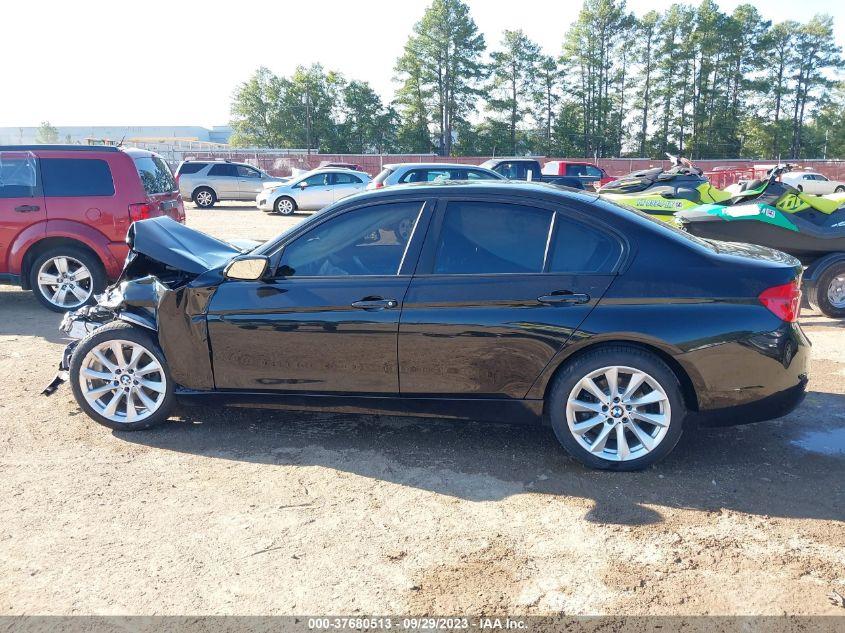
[398,274,613,397]
[207,277,411,393]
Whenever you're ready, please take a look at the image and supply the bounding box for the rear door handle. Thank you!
[351,297,398,310]
[14,205,40,213]
[538,291,590,305]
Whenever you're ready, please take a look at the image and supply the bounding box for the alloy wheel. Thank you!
[277,198,294,214]
[78,340,167,425]
[37,256,93,309]
[565,365,671,462]
[195,190,214,207]
[827,274,845,308]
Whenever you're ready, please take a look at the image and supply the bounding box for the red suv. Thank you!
[0,145,185,311]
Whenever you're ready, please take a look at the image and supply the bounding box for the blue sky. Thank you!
[1,0,842,127]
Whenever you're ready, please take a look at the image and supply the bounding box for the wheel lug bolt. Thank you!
[602,405,608,412]
[113,380,119,385]
[626,405,632,411]
[613,397,620,403]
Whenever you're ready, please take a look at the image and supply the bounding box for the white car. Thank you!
[257,168,371,215]
[782,171,845,195]
[367,162,505,189]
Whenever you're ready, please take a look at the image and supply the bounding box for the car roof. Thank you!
[0,144,120,153]
[383,162,497,171]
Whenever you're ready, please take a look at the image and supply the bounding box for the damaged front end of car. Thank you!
[43,217,255,395]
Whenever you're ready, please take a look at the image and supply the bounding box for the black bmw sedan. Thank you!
[48,182,810,470]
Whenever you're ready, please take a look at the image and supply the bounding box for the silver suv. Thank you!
[175,160,282,208]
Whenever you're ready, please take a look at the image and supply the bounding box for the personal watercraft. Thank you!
[678,164,845,317]
[598,155,734,218]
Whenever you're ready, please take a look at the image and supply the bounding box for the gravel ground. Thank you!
[1,202,843,616]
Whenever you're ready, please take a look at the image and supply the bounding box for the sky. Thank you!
[2,0,842,128]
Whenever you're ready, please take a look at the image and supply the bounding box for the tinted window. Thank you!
[549,215,620,273]
[401,169,447,184]
[177,162,207,175]
[237,165,261,178]
[495,162,530,180]
[208,164,237,177]
[332,172,363,185]
[0,154,37,198]
[279,202,422,277]
[434,202,552,274]
[41,158,114,197]
[134,156,176,194]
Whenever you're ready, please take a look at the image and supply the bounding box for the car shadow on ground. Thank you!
[117,390,845,526]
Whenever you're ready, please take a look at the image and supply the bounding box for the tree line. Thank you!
[229,0,844,159]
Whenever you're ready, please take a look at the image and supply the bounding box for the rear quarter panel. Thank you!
[525,215,809,410]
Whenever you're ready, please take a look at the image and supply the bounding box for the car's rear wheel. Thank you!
[70,321,175,431]
[809,262,845,319]
[193,187,216,209]
[275,196,296,215]
[547,346,686,471]
[835,186,845,193]
[29,246,105,312]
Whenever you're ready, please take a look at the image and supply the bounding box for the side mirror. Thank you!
[298,181,308,189]
[224,255,269,281]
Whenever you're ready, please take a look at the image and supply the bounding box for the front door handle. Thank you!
[351,297,398,310]
[14,205,40,213]
[538,291,590,305]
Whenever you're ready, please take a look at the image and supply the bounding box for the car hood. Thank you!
[126,216,248,274]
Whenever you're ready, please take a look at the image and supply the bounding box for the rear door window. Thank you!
[331,172,363,185]
[208,164,238,177]
[41,158,114,197]
[433,201,552,274]
[177,162,207,175]
[466,169,499,181]
[548,214,621,273]
[134,156,176,194]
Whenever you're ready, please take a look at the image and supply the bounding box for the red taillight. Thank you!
[759,280,802,322]
[128,203,152,222]
[374,181,384,189]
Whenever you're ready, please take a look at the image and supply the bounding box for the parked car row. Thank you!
[173,157,614,213]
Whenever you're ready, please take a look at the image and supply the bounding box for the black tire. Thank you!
[193,187,216,209]
[29,245,106,312]
[809,261,845,318]
[797,185,803,192]
[69,321,175,431]
[546,345,686,471]
[274,196,297,215]
[835,186,845,193]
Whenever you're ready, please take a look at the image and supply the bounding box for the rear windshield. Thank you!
[372,168,394,185]
[135,156,176,194]
[176,162,207,175]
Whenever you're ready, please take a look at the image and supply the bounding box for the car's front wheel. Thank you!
[274,196,297,215]
[29,246,105,312]
[193,187,216,209]
[69,321,175,431]
[547,346,686,471]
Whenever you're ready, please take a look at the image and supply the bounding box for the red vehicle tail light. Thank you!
[128,203,152,221]
[758,280,802,322]
[374,181,384,189]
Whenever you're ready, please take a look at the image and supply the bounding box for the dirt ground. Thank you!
[1,202,843,617]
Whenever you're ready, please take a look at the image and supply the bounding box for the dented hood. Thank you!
[126,216,246,274]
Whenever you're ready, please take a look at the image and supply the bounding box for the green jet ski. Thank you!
[678,164,845,318]
[598,155,734,220]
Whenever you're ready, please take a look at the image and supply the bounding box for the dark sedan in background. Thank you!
[49,182,809,470]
